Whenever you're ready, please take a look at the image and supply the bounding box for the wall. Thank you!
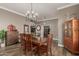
[58,4,79,47]
[0,9,33,33]
[38,19,58,40]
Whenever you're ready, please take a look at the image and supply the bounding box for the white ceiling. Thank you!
[0,3,76,20]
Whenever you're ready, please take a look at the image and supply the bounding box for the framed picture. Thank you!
[24,24,29,34]
[30,26,36,34]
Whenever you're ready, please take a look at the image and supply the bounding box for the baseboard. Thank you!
[53,38,58,40]
[58,43,64,47]
[53,38,64,47]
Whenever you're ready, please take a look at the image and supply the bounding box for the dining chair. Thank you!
[47,34,53,55]
[38,34,53,56]
[20,33,26,54]
[25,34,37,55]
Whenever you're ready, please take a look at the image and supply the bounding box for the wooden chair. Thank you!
[20,33,26,54]
[47,34,53,55]
[25,34,37,55]
[38,34,53,56]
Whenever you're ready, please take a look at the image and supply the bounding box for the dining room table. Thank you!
[32,36,47,55]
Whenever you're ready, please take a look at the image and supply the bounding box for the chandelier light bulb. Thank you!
[25,13,28,16]
[33,15,36,18]
[32,11,34,14]
[27,11,30,14]
[35,13,38,16]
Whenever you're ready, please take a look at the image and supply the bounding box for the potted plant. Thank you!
[0,29,6,47]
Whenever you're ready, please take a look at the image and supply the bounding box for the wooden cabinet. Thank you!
[64,18,79,54]
[5,31,19,46]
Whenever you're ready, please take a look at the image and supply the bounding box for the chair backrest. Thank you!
[25,34,32,50]
[20,33,26,51]
[25,34,32,41]
[20,33,26,41]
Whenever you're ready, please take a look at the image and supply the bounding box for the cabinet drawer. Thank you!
[64,39,72,50]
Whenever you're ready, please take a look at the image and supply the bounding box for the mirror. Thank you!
[36,25,41,31]
[24,24,29,34]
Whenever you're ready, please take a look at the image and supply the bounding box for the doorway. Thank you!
[44,26,50,38]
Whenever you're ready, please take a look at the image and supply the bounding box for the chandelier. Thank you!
[25,3,38,23]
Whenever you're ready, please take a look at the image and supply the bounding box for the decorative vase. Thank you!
[0,39,1,43]
[1,43,5,48]
[0,39,5,48]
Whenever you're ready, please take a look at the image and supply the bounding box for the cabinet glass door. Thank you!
[68,22,72,29]
[64,21,72,38]
[64,23,68,30]
[68,22,72,38]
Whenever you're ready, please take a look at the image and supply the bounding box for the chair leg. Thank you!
[31,50,33,56]
[26,48,30,55]
[21,45,26,55]
[21,48,25,55]
[50,48,52,56]
[46,50,48,56]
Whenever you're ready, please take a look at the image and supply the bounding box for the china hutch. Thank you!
[64,17,79,54]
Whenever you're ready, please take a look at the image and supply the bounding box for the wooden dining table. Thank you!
[20,33,52,55]
[20,33,48,55]
[32,37,47,55]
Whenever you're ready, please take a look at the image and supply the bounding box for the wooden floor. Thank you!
[0,40,77,56]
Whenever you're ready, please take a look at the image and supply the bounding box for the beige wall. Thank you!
[0,9,33,33]
[38,19,58,40]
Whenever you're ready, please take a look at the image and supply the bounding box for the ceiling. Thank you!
[0,3,76,20]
